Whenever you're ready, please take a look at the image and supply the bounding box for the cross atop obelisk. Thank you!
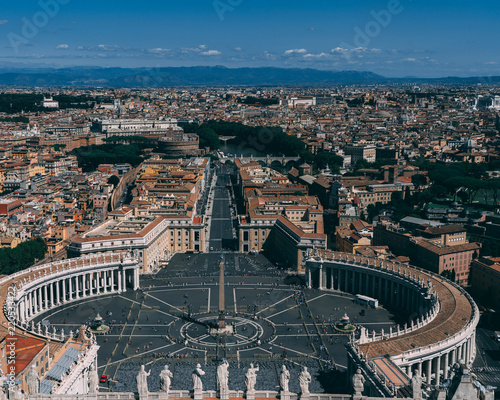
[218,261,225,329]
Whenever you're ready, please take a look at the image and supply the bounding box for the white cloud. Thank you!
[77,44,125,52]
[303,52,330,59]
[331,47,349,53]
[201,50,221,56]
[0,20,8,25]
[234,47,243,52]
[484,61,497,65]
[97,44,122,51]
[331,47,383,54]
[284,48,308,55]
[402,58,417,62]
[199,44,208,49]
[56,44,69,50]
[148,48,170,54]
[331,47,382,54]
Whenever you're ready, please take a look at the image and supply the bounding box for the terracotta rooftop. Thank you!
[416,240,481,256]
[420,224,465,235]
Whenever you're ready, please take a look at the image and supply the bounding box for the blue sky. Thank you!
[0,0,499,77]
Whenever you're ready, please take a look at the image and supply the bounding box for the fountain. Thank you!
[88,313,110,335]
[334,313,356,333]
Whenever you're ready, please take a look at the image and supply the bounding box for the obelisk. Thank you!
[218,261,225,330]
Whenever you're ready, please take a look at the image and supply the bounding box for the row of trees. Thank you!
[413,159,500,205]
[179,123,220,150]
[239,96,279,106]
[301,151,344,174]
[70,144,145,172]
[181,121,307,156]
[0,237,47,275]
[0,116,29,123]
[0,93,95,114]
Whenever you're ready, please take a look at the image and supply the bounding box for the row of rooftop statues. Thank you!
[136,361,312,396]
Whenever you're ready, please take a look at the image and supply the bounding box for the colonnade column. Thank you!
[56,280,60,305]
[74,276,78,299]
[28,291,33,317]
[443,352,449,380]
[318,266,323,289]
[384,279,389,303]
[426,359,432,385]
[434,356,441,386]
[37,288,42,313]
[96,272,100,294]
[117,270,122,292]
[43,285,48,310]
[103,271,108,293]
[122,270,126,291]
[134,269,140,290]
[111,270,115,292]
[50,283,54,307]
[62,278,66,302]
[69,277,73,301]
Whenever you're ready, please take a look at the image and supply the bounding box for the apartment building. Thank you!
[67,209,206,273]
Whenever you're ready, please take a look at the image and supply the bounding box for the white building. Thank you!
[42,97,59,108]
[473,95,500,110]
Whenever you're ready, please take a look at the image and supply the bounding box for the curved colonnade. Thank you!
[1,252,140,342]
[305,250,479,396]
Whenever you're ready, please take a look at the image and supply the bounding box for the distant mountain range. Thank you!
[0,66,499,87]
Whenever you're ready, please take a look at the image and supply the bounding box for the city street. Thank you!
[208,164,237,252]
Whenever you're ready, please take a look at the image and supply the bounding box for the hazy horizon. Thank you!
[1,0,499,79]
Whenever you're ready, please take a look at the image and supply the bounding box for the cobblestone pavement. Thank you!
[34,253,400,393]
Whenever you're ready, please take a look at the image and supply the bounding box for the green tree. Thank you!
[107,175,120,186]
[0,237,47,275]
[411,174,427,192]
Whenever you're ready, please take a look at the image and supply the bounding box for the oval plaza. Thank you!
[0,242,485,400]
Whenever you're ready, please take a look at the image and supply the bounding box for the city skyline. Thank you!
[1,0,499,78]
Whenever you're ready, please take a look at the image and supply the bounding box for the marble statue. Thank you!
[88,363,99,394]
[192,363,205,391]
[160,365,173,393]
[217,359,229,393]
[280,365,290,393]
[352,368,365,396]
[136,365,151,394]
[26,365,39,395]
[299,367,311,394]
[412,370,423,400]
[245,363,259,392]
